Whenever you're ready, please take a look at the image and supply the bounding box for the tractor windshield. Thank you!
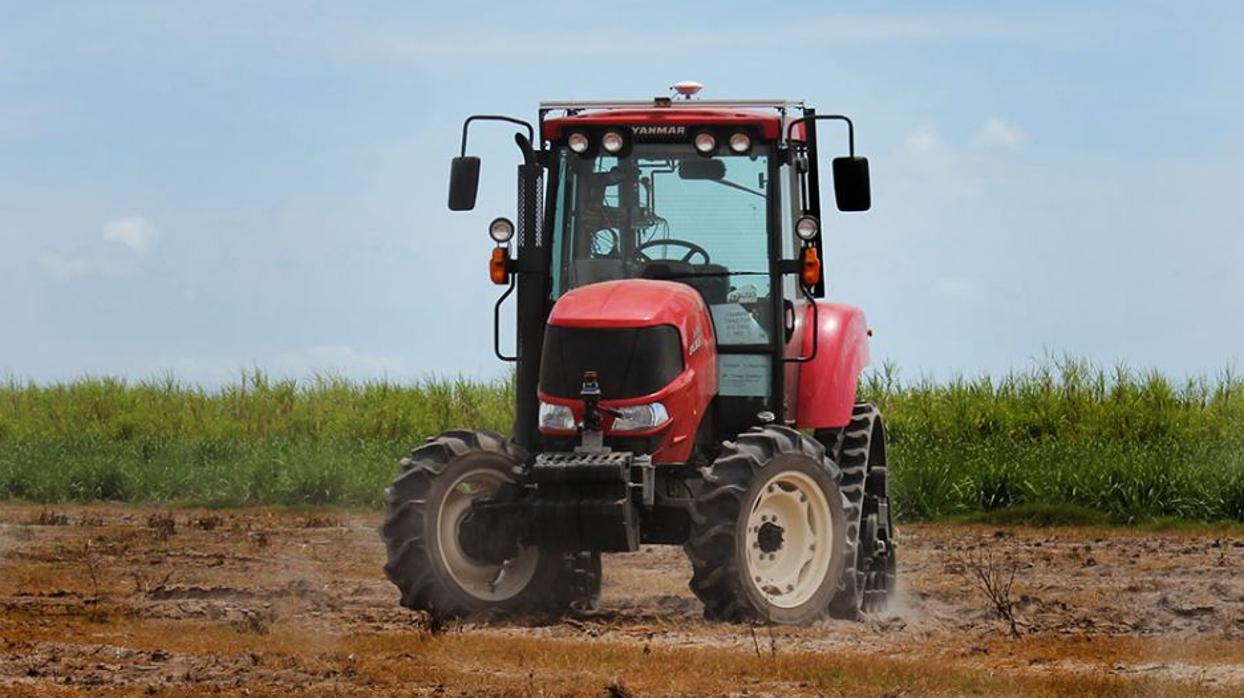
[550,143,773,346]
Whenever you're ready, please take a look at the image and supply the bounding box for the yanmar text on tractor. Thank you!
[380,83,896,625]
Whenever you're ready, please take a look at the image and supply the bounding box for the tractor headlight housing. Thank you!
[795,215,820,241]
[538,401,576,431]
[729,131,752,154]
[567,131,590,155]
[693,131,717,156]
[601,130,625,155]
[488,217,515,244]
[610,402,670,432]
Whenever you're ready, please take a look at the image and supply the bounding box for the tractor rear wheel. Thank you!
[379,430,599,618]
[818,403,896,617]
[684,426,854,625]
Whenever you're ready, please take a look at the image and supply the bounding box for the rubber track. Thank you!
[818,403,895,618]
[682,425,858,622]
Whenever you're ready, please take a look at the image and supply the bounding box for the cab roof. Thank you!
[539,98,807,143]
[542,107,784,141]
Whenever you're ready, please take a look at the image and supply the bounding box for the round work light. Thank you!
[568,131,590,154]
[489,217,515,244]
[729,131,752,153]
[693,131,717,155]
[601,130,625,154]
[795,215,820,241]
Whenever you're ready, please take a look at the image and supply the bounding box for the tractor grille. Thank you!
[538,324,683,400]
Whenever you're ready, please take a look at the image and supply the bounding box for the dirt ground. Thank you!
[1,504,1241,696]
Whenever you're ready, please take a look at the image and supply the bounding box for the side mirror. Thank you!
[448,156,481,211]
[832,156,871,212]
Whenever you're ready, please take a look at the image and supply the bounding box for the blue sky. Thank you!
[2,2,1242,385]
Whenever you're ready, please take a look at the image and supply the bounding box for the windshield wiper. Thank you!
[710,179,766,199]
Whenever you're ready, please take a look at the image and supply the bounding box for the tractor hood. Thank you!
[547,279,707,330]
[538,278,719,463]
[539,279,715,401]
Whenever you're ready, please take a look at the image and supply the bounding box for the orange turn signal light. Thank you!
[801,246,821,287]
[489,247,510,285]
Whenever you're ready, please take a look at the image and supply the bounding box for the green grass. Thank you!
[0,372,512,507]
[2,358,1242,522]
[861,358,1244,523]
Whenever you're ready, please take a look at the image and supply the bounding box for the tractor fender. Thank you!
[794,301,870,429]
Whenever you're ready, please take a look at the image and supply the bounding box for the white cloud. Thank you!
[103,216,160,254]
[39,253,91,282]
[931,276,980,300]
[975,118,1027,149]
[904,125,944,155]
[37,215,159,281]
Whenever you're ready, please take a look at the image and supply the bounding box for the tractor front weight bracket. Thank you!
[526,451,653,553]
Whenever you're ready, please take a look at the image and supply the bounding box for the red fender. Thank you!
[793,301,871,429]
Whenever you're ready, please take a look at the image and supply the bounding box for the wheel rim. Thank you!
[743,469,834,610]
[435,467,539,602]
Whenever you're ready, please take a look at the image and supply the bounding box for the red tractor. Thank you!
[381,84,895,625]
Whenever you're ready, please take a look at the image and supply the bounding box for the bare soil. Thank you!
[1,504,1241,696]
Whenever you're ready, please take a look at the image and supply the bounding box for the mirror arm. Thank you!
[459,115,536,157]
[514,133,537,167]
[786,114,855,157]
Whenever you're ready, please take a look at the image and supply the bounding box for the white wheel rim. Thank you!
[743,469,834,609]
[436,467,539,602]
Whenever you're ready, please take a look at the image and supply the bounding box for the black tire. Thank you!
[555,551,602,612]
[683,426,854,625]
[817,404,896,617]
[379,429,598,618]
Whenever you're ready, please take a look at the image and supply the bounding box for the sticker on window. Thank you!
[717,355,771,397]
[710,304,769,345]
[727,284,759,304]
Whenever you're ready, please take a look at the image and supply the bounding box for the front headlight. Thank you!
[538,402,576,431]
[610,402,670,432]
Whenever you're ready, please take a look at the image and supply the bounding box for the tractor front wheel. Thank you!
[684,426,855,625]
[380,430,598,618]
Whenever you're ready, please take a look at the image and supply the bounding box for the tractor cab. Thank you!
[381,85,896,626]
[449,91,870,448]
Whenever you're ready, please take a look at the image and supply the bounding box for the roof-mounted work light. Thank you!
[601,130,625,155]
[567,131,590,154]
[693,131,717,156]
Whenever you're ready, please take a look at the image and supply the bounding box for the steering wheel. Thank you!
[636,238,710,265]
